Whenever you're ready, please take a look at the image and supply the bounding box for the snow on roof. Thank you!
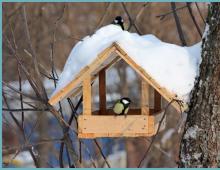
[51,25,201,102]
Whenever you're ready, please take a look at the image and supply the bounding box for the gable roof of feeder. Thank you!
[49,42,186,111]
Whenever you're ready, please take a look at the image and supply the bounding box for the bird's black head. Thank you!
[120,97,131,105]
[112,16,124,30]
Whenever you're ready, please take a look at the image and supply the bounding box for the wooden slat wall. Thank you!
[154,90,161,112]
[99,68,106,115]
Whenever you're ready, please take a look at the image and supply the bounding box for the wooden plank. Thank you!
[83,75,91,115]
[141,79,150,115]
[114,43,185,111]
[78,133,155,138]
[49,45,116,105]
[78,115,155,138]
[154,90,161,112]
[68,86,82,98]
[99,68,106,115]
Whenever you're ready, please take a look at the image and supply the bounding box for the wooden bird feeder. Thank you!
[49,43,186,139]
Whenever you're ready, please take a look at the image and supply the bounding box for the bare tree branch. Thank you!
[21,5,48,101]
[171,2,187,46]
[94,139,111,168]
[3,108,49,112]
[195,2,206,24]
[3,81,41,101]
[186,2,202,37]
[121,2,142,34]
[156,5,188,20]
[138,99,183,167]
[95,3,112,30]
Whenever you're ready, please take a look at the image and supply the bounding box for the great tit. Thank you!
[112,16,125,30]
[113,97,131,115]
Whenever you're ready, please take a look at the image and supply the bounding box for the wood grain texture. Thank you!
[78,115,155,138]
[83,75,91,115]
[141,79,150,115]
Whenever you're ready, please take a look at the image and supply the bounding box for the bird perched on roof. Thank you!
[112,16,125,30]
[113,97,131,116]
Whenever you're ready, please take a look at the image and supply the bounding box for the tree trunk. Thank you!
[179,3,220,168]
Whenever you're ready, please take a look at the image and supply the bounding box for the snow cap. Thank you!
[51,25,201,102]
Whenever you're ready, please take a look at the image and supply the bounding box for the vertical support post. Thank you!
[99,68,106,115]
[154,90,161,112]
[83,75,91,115]
[141,79,150,115]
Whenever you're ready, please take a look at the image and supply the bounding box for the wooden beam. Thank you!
[154,90,161,112]
[83,75,92,115]
[141,79,150,115]
[99,68,106,115]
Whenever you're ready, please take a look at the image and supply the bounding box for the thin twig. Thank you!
[3,92,40,167]
[3,92,23,133]
[95,3,112,30]
[134,3,149,23]
[94,139,111,168]
[4,35,43,100]
[17,64,25,130]
[3,3,24,31]
[3,81,41,101]
[195,2,206,24]
[21,5,48,101]
[137,99,180,167]
[59,142,64,168]
[58,97,82,167]
[3,108,49,112]
[23,48,55,80]
[66,144,72,167]
[141,138,177,164]
[156,5,188,20]
[3,138,62,155]
[170,2,187,46]
[121,2,142,34]
[186,2,202,37]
